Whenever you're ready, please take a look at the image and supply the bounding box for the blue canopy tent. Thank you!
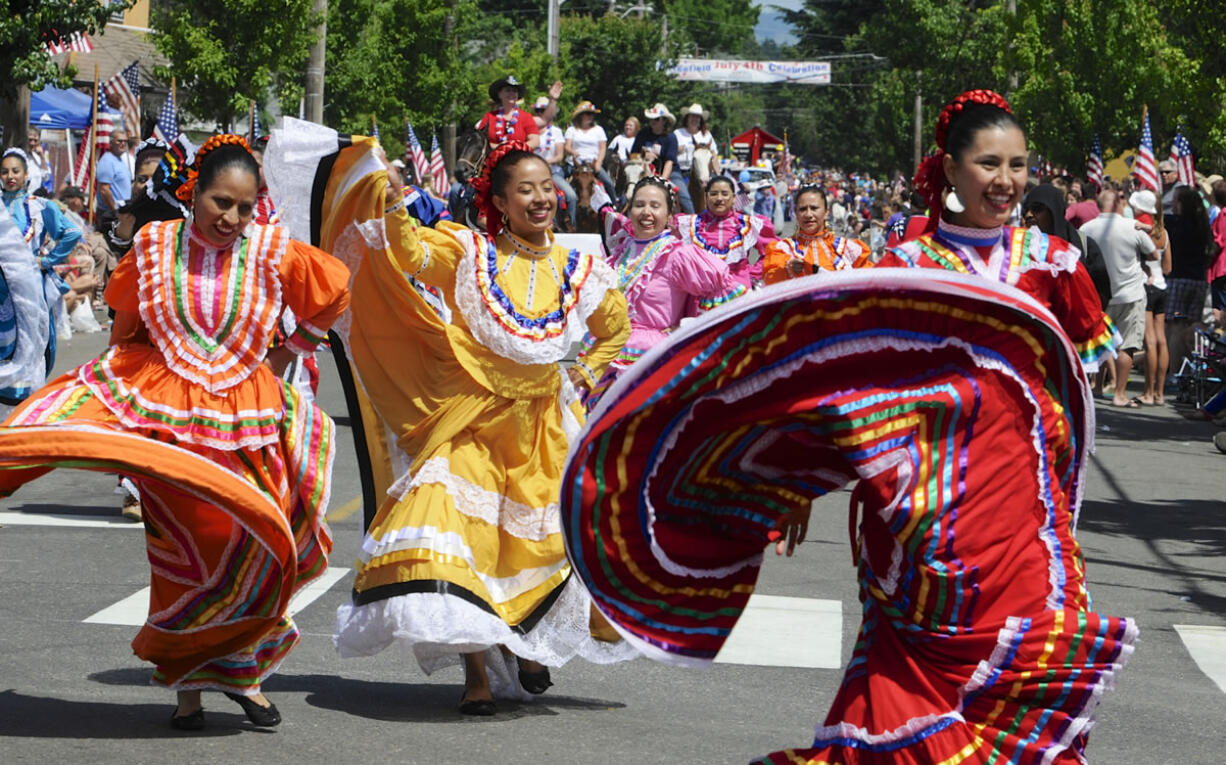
[29,85,99,130]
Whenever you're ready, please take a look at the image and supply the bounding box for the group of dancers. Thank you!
[0,88,1133,763]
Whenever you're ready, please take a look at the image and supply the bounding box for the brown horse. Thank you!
[571,162,601,234]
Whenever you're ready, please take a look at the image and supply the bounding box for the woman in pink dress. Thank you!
[584,178,743,406]
[675,175,776,295]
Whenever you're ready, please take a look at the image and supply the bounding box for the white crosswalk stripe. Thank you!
[83,567,352,626]
[715,594,843,669]
[0,510,143,529]
[1175,624,1226,694]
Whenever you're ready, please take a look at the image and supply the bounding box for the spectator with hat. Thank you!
[1080,186,1156,407]
[632,103,678,180]
[475,75,541,150]
[1129,187,1171,405]
[564,100,616,197]
[532,95,578,229]
[671,103,720,214]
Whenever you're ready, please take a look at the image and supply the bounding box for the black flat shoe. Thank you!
[223,691,281,727]
[170,707,205,731]
[458,692,496,716]
[518,664,553,695]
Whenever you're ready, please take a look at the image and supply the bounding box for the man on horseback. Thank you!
[632,103,679,192]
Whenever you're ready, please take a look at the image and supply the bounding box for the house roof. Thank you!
[51,24,168,94]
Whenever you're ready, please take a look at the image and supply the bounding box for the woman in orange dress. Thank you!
[762,185,871,284]
[0,136,350,730]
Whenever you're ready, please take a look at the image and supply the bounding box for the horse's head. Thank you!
[455,130,488,183]
[572,162,597,205]
[692,146,713,185]
[623,157,646,190]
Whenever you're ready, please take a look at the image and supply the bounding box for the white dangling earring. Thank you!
[944,186,966,214]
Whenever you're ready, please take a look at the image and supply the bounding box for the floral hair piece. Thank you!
[913,89,1012,232]
[470,139,533,237]
[175,134,252,203]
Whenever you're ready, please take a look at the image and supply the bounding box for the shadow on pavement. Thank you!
[1080,497,1226,616]
[284,673,626,724]
[0,689,244,738]
[1094,403,1220,445]
[7,503,123,517]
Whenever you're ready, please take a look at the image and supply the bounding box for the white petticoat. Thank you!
[334,575,639,698]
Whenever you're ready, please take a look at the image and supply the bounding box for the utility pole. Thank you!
[444,0,458,170]
[547,0,560,62]
[1006,0,1018,96]
[305,0,327,124]
[913,70,923,172]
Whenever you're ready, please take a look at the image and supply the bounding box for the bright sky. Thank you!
[754,0,802,44]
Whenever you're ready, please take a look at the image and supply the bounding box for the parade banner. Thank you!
[668,58,831,85]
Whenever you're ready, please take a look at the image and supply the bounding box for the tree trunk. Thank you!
[0,85,30,150]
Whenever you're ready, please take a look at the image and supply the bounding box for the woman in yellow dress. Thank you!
[264,127,633,715]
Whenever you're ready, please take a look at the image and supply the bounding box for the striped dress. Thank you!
[0,219,350,694]
[561,269,1135,764]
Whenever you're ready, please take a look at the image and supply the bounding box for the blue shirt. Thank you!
[96,151,132,210]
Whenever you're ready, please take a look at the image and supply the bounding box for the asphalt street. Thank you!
[1,320,1224,764]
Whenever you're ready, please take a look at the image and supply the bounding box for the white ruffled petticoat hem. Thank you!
[334,576,639,698]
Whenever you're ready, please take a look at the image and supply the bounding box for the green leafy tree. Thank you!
[0,0,124,147]
[151,0,320,128]
[659,0,759,56]
[326,0,480,156]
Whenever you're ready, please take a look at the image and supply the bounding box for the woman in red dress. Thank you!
[878,89,1117,372]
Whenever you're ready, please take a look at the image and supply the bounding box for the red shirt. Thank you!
[1065,200,1100,228]
[477,108,539,146]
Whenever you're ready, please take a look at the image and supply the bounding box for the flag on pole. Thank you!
[70,88,114,189]
[406,121,430,186]
[1086,134,1104,190]
[152,92,179,142]
[44,31,93,55]
[103,61,142,137]
[371,115,380,140]
[1134,107,1160,191]
[429,134,447,192]
[1170,131,1195,187]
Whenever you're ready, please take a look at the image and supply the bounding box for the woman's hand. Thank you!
[379,149,405,206]
[787,258,806,276]
[567,365,589,393]
[773,502,810,557]
[264,345,296,377]
[548,81,564,101]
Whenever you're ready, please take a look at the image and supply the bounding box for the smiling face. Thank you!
[942,124,1028,229]
[497,85,519,109]
[705,178,735,216]
[492,156,556,242]
[629,184,670,239]
[624,119,637,137]
[192,166,258,248]
[684,114,702,133]
[0,156,27,192]
[795,189,827,235]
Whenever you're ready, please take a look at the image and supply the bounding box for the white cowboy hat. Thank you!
[643,103,675,129]
[680,103,708,121]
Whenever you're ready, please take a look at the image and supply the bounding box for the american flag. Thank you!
[152,92,179,142]
[1086,134,1104,190]
[1170,131,1195,187]
[70,88,115,192]
[103,61,142,137]
[44,31,93,55]
[429,134,447,192]
[1134,107,1160,191]
[406,121,430,186]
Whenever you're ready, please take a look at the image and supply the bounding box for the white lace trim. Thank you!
[812,711,967,747]
[1018,225,1080,276]
[264,117,344,245]
[452,228,618,365]
[382,455,560,543]
[334,575,640,674]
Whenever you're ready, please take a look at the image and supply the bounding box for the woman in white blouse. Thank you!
[564,100,616,196]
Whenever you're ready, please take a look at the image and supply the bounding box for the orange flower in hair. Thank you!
[175,134,253,203]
